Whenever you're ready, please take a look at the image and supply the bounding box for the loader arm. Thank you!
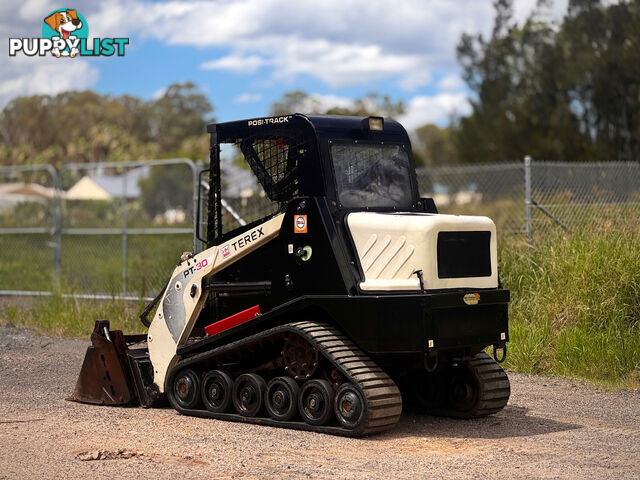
[148,213,285,392]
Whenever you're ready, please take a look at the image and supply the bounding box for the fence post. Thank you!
[191,161,200,253]
[122,170,128,295]
[51,166,62,286]
[524,155,532,241]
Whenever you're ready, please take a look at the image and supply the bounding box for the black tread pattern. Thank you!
[466,352,511,417]
[166,321,402,437]
[292,321,402,434]
[426,352,510,419]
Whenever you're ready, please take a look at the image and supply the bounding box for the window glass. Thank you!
[331,143,414,208]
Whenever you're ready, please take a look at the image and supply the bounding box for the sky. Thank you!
[1,0,568,131]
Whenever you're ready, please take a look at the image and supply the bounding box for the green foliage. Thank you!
[0,233,192,295]
[270,91,405,117]
[0,82,213,167]
[1,296,144,337]
[501,229,640,388]
[138,165,194,218]
[1,227,638,388]
[455,0,640,163]
[413,124,458,166]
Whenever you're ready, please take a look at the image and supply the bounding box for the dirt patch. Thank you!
[0,326,639,479]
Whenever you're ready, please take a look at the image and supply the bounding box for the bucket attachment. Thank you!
[70,320,156,406]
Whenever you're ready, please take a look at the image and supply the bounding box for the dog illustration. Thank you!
[44,9,82,57]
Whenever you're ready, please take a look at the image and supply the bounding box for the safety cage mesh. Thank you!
[207,131,313,239]
[237,133,311,202]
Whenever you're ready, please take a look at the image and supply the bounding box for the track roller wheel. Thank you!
[334,383,366,430]
[201,370,234,413]
[173,368,201,409]
[298,379,334,426]
[265,377,299,421]
[233,373,266,417]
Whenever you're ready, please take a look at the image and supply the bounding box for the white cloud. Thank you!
[150,86,167,100]
[0,0,571,110]
[18,0,57,21]
[81,0,502,90]
[201,54,267,73]
[437,74,464,91]
[0,57,99,108]
[234,92,262,103]
[399,92,471,130]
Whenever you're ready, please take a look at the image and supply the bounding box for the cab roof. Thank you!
[206,113,409,143]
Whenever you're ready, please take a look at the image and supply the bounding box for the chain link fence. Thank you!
[1,158,638,299]
[0,159,198,300]
[416,163,525,235]
[416,159,640,239]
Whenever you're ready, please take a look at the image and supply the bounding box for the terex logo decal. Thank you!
[8,8,129,58]
[221,245,231,258]
[230,227,265,252]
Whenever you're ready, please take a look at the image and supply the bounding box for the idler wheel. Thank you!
[232,373,266,417]
[265,376,300,421]
[298,379,333,426]
[201,370,234,413]
[334,383,366,430]
[173,368,201,409]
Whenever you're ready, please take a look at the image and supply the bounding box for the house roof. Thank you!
[0,182,60,199]
[66,166,150,200]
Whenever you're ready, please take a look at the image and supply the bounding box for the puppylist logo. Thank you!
[9,8,129,58]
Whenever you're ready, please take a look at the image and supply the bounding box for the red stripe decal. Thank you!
[204,305,261,336]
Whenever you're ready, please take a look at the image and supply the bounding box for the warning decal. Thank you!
[294,215,307,234]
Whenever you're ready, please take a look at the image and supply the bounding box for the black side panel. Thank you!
[181,291,510,358]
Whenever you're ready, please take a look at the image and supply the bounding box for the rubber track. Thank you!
[424,352,510,418]
[466,352,511,417]
[167,321,403,437]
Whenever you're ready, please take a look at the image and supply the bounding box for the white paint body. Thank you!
[148,214,285,392]
[346,212,498,292]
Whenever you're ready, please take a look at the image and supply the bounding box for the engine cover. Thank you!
[346,212,498,292]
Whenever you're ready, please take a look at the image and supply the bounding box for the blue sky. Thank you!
[2,0,568,131]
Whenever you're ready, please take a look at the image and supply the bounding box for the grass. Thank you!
[0,233,193,295]
[1,295,144,337]
[1,228,638,389]
[499,229,640,389]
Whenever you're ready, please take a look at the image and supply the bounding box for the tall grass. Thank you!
[500,229,640,388]
[1,229,638,389]
[1,295,144,337]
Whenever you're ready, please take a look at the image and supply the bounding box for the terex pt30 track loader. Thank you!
[71,114,510,436]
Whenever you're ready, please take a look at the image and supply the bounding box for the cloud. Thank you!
[234,92,262,103]
[201,54,267,73]
[150,86,167,100]
[399,92,471,130]
[0,0,570,112]
[437,74,464,91]
[84,0,502,90]
[0,57,99,108]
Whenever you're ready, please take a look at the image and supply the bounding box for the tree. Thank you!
[0,82,214,167]
[454,0,640,162]
[149,82,213,155]
[413,124,458,166]
[138,165,193,219]
[270,91,405,117]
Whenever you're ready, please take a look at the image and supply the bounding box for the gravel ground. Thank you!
[0,325,638,480]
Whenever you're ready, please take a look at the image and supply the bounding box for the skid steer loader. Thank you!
[70,114,510,436]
